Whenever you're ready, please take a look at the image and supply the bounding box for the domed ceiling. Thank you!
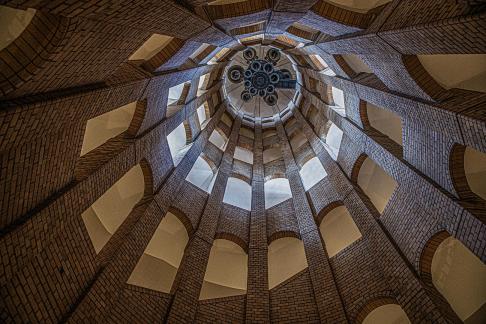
[223,45,299,119]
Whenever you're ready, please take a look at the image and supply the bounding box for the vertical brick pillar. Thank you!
[292,107,451,323]
[245,121,270,323]
[274,119,348,323]
[167,116,242,323]
[67,106,226,322]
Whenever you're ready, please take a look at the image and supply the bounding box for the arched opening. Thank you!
[200,239,248,300]
[318,205,361,257]
[362,304,410,324]
[197,103,210,129]
[299,157,327,191]
[167,122,191,166]
[223,177,252,211]
[127,211,189,293]
[464,146,486,201]
[80,102,137,156]
[364,102,403,146]
[417,54,486,93]
[186,155,218,193]
[0,5,36,51]
[265,178,292,209]
[268,237,308,289]
[129,33,174,61]
[239,127,255,139]
[341,54,373,74]
[81,164,145,253]
[325,0,392,13]
[234,146,253,164]
[356,156,398,214]
[209,128,229,151]
[422,234,486,322]
[332,87,345,108]
[197,73,211,96]
[290,131,308,151]
[324,123,343,160]
[166,82,190,117]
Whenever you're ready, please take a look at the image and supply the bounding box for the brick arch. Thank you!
[168,206,195,237]
[229,172,252,185]
[268,230,301,245]
[140,38,186,73]
[334,55,358,79]
[358,100,370,128]
[138,158,154,203]
[214,232,248,254]
[418,230,462,323]
[315,201,344,225]
[200,153,219,173]
[0,11,72,98]
[183,120,194,145]
[354,296,400,324]
[350,153,368,184]
[402,55,449,102]
[126,99,148,137]
[449,143,481,201]
[264,172,287,182]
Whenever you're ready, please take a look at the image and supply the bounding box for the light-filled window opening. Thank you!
[324,123,343,161]
[0,6,35,52]
[127,212,189,293]
[186,156,218,193]
[417,54,486,93]
[319,206,361,257]
[234,146,253,164]
[223,177,252,210]
[341,54,373,74]
[167,82,188,106]
[129,33,173,61]
[300,157,327,191]
[265,178,292,209]
[197,73,211,96]
[200,239,248,300]
[431,237,486,322]
[209,129,228,151]
[357,157,398,214]
[332,87,345,110]
[197,104,209,129]
[80,102,137,156]
[464,146,486,200]
[309,54,328,71]
[362,304,410,324]
[168,123,191,166]
[268,237,307,289]
[82,165,145,253]
[366,102,403,146]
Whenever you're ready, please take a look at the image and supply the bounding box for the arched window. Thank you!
[464,146,486,200]
[129,33,173,61]
[80,102,137,156]
[362,304,410,324]
[357,156,398,214]
[127,211,189,293]
[167,122,191,166]
[341,54,373,74]
[427,236,486,322]
[365,102,403,146]
[324,123,343,160]
[81,164,145,253]
[129,34,173,61]
[417,54,486,93]
[197,73,211,96]
[300,157,327,191]
[0,5,35,51]
[209,129,228,151]
[200,239,248,300]
[167,82,189,107]
[332,87,345,109]
[234,146,253,164]
[325,0,391,12]
[186,156,218,193]
[223,177,252,211]
[197,103,209,129]
[318,205,361,257]
[268,237,307,289]
[265,178,292,209]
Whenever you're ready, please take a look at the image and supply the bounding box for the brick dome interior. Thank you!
[0,1,486,323]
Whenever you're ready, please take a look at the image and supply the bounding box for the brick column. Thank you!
[67,105,226,322]
[292,107,452,323]
[245,121,270,323]
[274,119,348,323]
[167,116,242,323]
